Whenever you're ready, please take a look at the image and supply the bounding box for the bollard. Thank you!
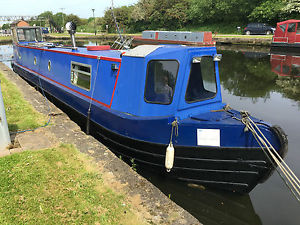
[0,80,11,151]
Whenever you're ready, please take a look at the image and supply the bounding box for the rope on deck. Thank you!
[239,111,300,203]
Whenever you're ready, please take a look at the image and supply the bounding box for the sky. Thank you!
[0,0,138,21]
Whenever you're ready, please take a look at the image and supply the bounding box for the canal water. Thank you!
[1,42,299,225]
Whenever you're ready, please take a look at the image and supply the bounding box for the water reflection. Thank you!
[218,49,300,104]
[270,51,300,107]
[139,170,262,225]
[218,50,277,100]
[0,45,13,62]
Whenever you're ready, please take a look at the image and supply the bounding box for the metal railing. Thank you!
[111,36,133,50]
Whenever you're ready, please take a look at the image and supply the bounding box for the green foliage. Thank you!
[102,5,135,33]
[130,0,190,31]
[282,0,300,19]
[130,158,137,172]
[248,0,287,24]
[183,22,244,34]
[1,24,10,30]
[38,11,54,20]
[65,14,82,26]
[189,0,260,24]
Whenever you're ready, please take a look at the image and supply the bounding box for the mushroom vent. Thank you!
[66,21,77,34]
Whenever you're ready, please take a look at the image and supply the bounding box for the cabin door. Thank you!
[96,59,120,107]
[296,22,300,43]
[286,22,297,43]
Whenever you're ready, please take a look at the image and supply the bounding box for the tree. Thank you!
[102,5,134,33]
[283,0,300,19]
[1,24,10,30]
[189,0,261,24]
[130,0,190,31]
[38,11,54,21]
[65,14,82,26]
[248,0,287,24]
[53,12,67,28]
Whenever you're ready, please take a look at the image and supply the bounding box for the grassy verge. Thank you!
[0,71,47,131]
[0,144,145,224]
[215,34,273,39]
[0,36,11,41]
[180,23,244,34]
[46,33,138,37]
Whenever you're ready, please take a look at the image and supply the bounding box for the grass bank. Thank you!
[0,144,145,224]
[215,34,273,39]
[0,71,47,132]
[0,36,11,41]
[0,69,147,224]
[0,36,12,44]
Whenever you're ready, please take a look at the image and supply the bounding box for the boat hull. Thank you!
[271,42,300,50]
[12,61,288,193]
[93,119,287,193]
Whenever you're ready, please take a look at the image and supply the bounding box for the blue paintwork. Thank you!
[12,40,282,151]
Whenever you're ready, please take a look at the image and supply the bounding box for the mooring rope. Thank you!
[86,57,101,134]
[239,112,300,203]
[169,118,179,145]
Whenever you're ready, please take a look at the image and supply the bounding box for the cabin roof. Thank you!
[50,46,123,59]
[18,42,217,62]
[123,45,161,57]
[16,26,41,28]
[277,19,300,25]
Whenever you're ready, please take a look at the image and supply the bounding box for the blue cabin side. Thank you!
[13,40,224,122]
[112,45,224,120]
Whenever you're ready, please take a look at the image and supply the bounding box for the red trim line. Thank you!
[15,62,111,108]
[100,56,122,62]
[109,63,122,107]
[16,43,122,62]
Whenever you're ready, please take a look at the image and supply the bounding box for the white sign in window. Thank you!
[197,129,220,147]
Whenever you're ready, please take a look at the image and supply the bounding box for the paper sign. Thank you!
[197,129,220,147]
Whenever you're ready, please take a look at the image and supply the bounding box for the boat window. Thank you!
[70,62,91,90]
[297,23,300,34]
[144,60,178,104]
[291,65,300,76]
[35,28,42,41]
[17,29,25,41]
[16,28,43,42]
[274,65,281,73]
[185,56,217,103]
[282,65,290,74]
[287,23,296,33]
[279,24,287,33]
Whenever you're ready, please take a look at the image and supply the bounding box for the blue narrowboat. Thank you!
[11,25,288,193]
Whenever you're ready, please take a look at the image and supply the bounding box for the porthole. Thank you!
[34,56,37,65]
[48,60,51,71]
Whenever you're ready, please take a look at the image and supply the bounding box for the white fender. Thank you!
[165,143,175,172]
